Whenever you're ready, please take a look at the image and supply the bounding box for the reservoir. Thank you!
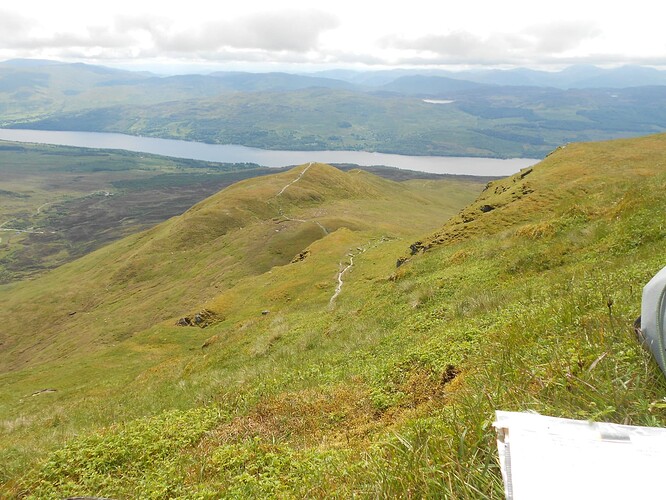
[0,129,539,176]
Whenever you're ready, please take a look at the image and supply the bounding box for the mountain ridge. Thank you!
[0,163,480,372]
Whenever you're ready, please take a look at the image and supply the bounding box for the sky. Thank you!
[0,0,664,73]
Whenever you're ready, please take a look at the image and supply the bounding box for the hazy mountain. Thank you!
[0,58,63,67]
[380,75,487,95]
[2,60,666,160]
[208,71,360,91]
[314,64,666,89]
[311,68,431,86]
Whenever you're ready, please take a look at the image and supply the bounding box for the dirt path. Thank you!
[0,227,46,234]
[0,198,61,236]
[329,253,355,307]
[328,237,390,308]
[0,215,46,234]
[276,162,313,197]
[36,202,53,214]
[273,162,328,236]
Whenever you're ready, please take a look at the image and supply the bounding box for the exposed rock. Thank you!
[409,241,425,255]
[195,309,216,327]
[31,388,57,396]
[521,184,534,195]
[396,256,409,267]
[441,364,460,385]
[261,310,270,315]
[177,309,217,328]
[519,167,533,179]
[291,249,310,263]
[480,204,495,213]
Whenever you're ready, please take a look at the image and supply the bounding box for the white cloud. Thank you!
[523,21,602,54]
[0,8,340,63]
[151,10,339,53]
[0,1,663,69]
[379,21,604,66]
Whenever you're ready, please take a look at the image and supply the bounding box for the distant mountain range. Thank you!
[2,59,666,158]
[4,58,666,90]
[312,64,666,89]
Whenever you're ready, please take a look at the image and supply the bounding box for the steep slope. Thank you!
[2,135,666,497]
[0,163,480,372]
[406,133,666,256]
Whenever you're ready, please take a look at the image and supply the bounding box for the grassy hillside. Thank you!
[0,141,275,283]
[0,162,480,370]
[2,135,666,497]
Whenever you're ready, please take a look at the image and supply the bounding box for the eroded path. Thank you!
[329,253,355,307]
[273,162,328,236]
[329,237,390,308]
[276,162,313,197]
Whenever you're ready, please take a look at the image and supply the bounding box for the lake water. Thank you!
[0,129,539,176]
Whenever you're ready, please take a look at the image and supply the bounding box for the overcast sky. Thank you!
[1,0,664,73]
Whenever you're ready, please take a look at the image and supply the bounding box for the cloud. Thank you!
[523,21,602,53]
[139,9,340,54]
[0,9,339,61]
[0,9,31,39]
[380,21,603,65]
[0,15,136,52]
[16,29,132,50]
[381,32,529,64]
[0,7,658,70]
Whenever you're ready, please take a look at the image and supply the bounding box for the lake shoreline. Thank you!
[0,128,539,176]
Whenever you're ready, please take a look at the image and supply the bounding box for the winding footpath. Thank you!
[328,237,391,308]
[0,219,47,235]
[0,198,63,236]
[272,164,389,308]
[329,253,355,307]
[273,162,328,236]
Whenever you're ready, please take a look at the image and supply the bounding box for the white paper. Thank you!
[494,411,666,500]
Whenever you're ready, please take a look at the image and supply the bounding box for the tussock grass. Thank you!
[3,135,666,497]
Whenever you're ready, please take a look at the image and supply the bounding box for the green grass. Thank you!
[0,140,272,282]
[2,134,666,497]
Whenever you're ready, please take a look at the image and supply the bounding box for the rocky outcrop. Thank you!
[396,166,538,267]
[291,249,311,263]
[176,309,218,328]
